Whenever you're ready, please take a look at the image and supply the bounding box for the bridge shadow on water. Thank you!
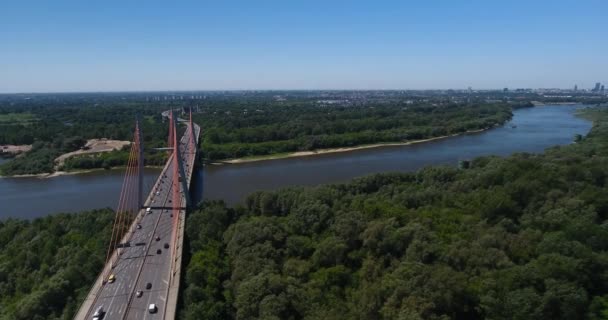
[190,166,204,207]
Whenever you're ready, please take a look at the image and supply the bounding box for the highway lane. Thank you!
[126,126,196,318]
[82,122,197,320]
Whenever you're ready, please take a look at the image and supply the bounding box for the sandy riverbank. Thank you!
[54,139,130,169]
[1,127,496,176]
[0,168,120,179]
[214,127,491,165]
[0,144,32,156]
[0,165,164,179]
[531,101,580,106]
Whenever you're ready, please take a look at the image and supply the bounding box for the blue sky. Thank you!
[1,0,606,93]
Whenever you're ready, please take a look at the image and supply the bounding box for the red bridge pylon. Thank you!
[104,119,144,275]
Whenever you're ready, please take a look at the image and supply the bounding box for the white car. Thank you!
[148,304,157,314]
[92,306,105,320]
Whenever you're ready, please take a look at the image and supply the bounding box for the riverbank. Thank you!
[0,165,164,179]
[0,170,95,179]
[54,139,130,170]
[0,144,31,156]
[0,105,592,217]
[213,127,493,165]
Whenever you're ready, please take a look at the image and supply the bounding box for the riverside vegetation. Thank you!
[194,102,515,161]
[0,210,113,320]
[177,108,608,320]
[0,100,170,175]
[1,107,608,319]
[0,91,519,175]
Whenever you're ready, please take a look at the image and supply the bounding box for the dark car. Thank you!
[92,306,105,320]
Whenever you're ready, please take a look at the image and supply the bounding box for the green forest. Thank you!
[2,107,608,319]
[0,99,170,175]
[179,108,608,319]
[195,102,515,161]
[0,93,517,175]
[0,210,113,320]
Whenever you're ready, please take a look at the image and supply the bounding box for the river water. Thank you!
[0,105,593,219]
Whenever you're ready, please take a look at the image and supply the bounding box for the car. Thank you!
[155,236,160,241]
[92,306,105,320]
[136,224,142,229]
[146,207,152,214]
[107,274,116,283]
[146,282,152,290]
[116,242,130,248]
[164,243,169,249]
[148,304,157,314]
[136,290,143,298]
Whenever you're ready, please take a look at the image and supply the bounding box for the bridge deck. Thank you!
[75,121,199,320]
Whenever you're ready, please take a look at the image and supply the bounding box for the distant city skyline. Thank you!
[1,0,607,93]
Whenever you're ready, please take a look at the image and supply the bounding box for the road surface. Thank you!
[77,120,198,320]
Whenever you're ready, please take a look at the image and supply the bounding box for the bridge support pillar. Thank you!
[136,119,144,209]
[169,113,191,207]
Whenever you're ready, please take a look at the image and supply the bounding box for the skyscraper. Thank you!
[593,82,601,92]
[574,84,578,91]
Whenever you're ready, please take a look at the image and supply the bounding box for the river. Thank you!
[0,105,593,219]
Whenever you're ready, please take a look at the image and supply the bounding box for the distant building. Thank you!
[574,84,578,91]
[602,85,606,92]
[503,88,509,92]
[593,82,601,92]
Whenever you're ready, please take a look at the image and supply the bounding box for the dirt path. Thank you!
[54,139,130,169]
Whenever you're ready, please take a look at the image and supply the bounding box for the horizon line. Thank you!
[0,87,594,95]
